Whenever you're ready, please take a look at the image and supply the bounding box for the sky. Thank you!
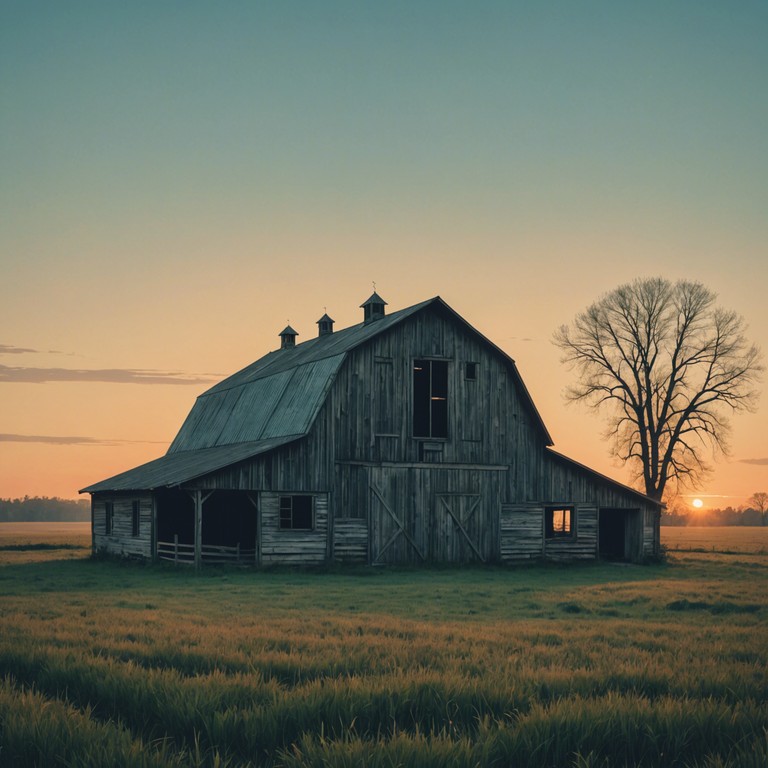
[1,1,766,506]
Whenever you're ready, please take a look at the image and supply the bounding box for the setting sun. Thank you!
[692,498,704,509]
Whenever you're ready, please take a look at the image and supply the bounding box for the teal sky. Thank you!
[1,1,766,502]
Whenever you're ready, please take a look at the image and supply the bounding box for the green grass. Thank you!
[0,531,765,766]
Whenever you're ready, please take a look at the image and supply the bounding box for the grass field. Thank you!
[0,524,765,767]
[662,525,768,554]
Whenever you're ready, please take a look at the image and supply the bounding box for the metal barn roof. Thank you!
[80,436,301,493]
[167,354,345,452]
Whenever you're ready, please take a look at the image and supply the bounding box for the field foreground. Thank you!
[0,526,765,767]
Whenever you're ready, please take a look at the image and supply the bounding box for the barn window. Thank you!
[545,507,574,538]
[413,359,448,438]
[465,362,477,380]
[279,495,314,530]
[105,501,114,535]
[131,500,141,537]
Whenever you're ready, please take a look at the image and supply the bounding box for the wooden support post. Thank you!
[90,495,95,556]
[247,493,260,566]
[194,490,202,570]
[151,494,158,563]
[173,533,178,564]
[191,490,214,570]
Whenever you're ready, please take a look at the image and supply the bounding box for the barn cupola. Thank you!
[316,312,335,337]
[360,291,387,324]
[279,324,298,349]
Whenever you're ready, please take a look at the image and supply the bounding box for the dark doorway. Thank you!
[156,489,194,546]
[599,508,627,560]
[204,491,257,549]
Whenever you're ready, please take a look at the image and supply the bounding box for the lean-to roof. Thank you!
[80,436,301,493]
[545,448,663,508]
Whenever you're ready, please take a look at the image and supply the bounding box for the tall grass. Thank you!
[0,542,765,766]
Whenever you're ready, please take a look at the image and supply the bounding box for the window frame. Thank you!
[105,501,114,535]
[544,506,576,540]
[278,495,315,531]
[412,358,449,440]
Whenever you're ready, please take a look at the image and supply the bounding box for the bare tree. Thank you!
[749,491,768,526]
[553,278,763,501]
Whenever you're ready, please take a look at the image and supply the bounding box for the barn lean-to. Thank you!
[81,294,661,566]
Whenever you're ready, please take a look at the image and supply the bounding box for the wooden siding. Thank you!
[333,518,368,563]
[643,509,658,556]
[501,504,598,562]
[260,492,328,565]
[93,494,153,559]
[501,505,543,561]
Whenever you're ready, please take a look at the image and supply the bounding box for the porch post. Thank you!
[151,493,158,563]
[194,490,202,570]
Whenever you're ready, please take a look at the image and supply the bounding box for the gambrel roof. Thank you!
[81,296,551,492]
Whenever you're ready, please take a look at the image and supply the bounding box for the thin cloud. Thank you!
[738,457,768,466]
[2,344,82,357]
[0,344,39,355]
[0,433,167,446]
[0,364,217,385]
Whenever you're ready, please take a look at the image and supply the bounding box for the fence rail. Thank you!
[157,536,256,565]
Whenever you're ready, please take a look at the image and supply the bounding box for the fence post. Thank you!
[174,533,178,565]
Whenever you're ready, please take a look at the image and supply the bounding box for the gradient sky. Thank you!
[1,1,766,505]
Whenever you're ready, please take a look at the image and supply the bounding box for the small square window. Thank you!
[279,495,314,530]
[465,362,478,380]
[545,507,574,539]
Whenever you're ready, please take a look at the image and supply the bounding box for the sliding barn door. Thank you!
[432,494,486,562]
[369,468,426,565]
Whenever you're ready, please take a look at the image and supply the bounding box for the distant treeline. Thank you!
[0,496,90,522]
[662,507,765,527]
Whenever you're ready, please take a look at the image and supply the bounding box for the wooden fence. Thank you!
[157,536,257,565]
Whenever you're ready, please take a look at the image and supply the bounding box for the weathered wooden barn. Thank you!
[81,294,661,566]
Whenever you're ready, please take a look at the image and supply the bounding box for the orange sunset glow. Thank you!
[1,3,766,505]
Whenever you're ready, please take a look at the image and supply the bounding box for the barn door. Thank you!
[433,494,485,562]
[369,469,426,564]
